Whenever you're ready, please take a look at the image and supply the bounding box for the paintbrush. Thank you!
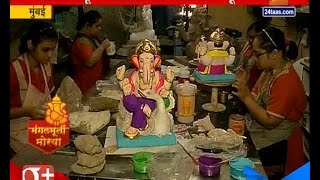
[177,141,199,165]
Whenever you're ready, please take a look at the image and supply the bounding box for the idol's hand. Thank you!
[116,65,126,81]
[166,67,174,83]
[122,78,131,96]
[229,47,236,56]
[159,89,170,98]
[142,104,152,118]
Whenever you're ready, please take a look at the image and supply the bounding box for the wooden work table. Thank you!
[12,58,267,180]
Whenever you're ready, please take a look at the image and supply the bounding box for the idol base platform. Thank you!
[104,126,179,155]
[116,128,176,148]
[193,70,235,84]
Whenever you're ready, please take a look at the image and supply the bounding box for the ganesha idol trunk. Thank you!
[143,61,151,84]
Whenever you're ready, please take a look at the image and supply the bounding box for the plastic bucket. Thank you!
[132,151,154,174]
[198,155,222,177]
[229,157,254,179]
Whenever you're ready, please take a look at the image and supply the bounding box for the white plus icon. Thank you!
[41,168,54,180]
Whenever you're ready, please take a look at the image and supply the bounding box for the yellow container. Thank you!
[175,81,197,123]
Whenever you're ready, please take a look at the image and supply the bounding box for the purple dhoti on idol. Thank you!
[123,95,156,129]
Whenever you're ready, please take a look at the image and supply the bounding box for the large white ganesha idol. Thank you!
[129,5,157,41]
[116,39,175,139]
[196,28,236,75]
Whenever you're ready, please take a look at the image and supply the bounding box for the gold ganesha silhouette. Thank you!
[45,95,68,126]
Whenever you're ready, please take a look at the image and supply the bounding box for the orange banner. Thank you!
[27,95,70,154]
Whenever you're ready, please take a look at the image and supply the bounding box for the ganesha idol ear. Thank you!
[131,54,139,69]
[153,55,161,68]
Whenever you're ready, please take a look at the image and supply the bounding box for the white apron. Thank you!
[245,63,300,150]
[10,54,51,153]
[246,114,299,150]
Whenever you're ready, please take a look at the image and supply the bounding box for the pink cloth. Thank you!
[197,64,225,75]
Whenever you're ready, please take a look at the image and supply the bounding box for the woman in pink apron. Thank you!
[10,21,58,155]
[232,27,307,178]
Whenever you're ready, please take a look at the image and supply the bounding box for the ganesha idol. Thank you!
[116,39,175,140]
[195,28,236,76]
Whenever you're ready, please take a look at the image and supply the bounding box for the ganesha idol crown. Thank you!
[210,28,225,48]
[52,95,61,103]
[135,39,158,54]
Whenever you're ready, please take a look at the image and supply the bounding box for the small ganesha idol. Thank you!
[116,39,175,139]
[195,28,236,75]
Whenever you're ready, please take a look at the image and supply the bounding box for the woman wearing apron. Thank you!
[10,21,58,155]
[232,27,307,178]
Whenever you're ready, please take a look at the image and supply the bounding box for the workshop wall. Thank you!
[10,6,309,60]
[208,6,309,58]
[10,6,134,60]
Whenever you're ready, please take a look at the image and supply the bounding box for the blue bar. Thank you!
[262,6,296,17]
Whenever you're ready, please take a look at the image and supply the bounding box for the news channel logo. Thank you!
[262,6,296,17]
[22,165,54,180]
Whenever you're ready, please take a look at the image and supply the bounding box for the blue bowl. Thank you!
[229,157,254,180]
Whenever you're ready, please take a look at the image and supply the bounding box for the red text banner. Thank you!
[10,0,308,5]
[27,95,70,154]
[28,121,70,154]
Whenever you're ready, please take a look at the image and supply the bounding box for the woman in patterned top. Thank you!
[239,21,296,91]
[233,26,307,177]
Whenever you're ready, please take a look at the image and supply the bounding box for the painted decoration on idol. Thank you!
[115,39,175,139]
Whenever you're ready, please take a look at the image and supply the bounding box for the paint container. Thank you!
[219,91,228,104]
[198,155,222,177]
[132,152,154,174]
[175,81,197,123]
[229,114,245,136]
[178,69,190,84]
[229,157,254,180]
